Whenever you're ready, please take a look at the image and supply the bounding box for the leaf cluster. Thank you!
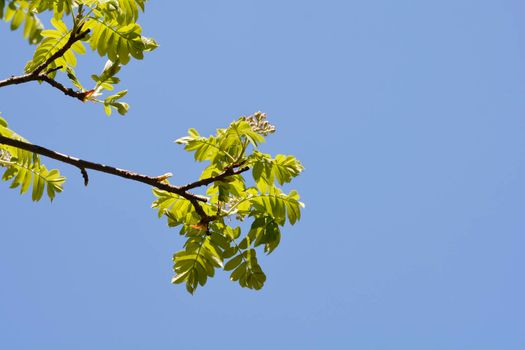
[0,115,65,201]
[1,0,44,44]
[2,0,157,115]
[152,113,304,293]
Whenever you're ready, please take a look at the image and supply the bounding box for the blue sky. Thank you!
[1,1,525,349]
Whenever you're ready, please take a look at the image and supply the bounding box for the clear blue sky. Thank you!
[1,1,525,349]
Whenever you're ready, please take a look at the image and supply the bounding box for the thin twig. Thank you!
[44,65,63,75]
[80,167,89,186]
[179,163,250,192]
[38,75,90,101]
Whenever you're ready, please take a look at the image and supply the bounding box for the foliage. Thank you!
[1,0,45,44]
[0,114,65,201]
[152,113,304,293]
[0,0,304,294]
[2,0,157,115]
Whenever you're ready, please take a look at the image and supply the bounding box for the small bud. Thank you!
[155,172,173,182]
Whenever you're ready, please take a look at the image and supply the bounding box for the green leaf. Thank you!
[224,254,243,271]
[25,18,75,73]
[3,1,44,44]
[250,152,303,189]
[230,261,246,282]
[66,67,84,90]
[171,269,191,284]
[0,116,65,202]
[171,228,226,293]
[85,17,155,65]
[249,188,304,226]
[103,90,129,116]
[92,59,122,92]
[10,9,24,30]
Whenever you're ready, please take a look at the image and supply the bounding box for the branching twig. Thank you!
[0,73,88,101]
[0,22,90,101]
[33,28,90,76]
[179,161,250,192]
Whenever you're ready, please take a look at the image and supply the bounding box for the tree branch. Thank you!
[0,134,207,203]
[33,28,90,76]
[39,75,90,101]
[0,135,253,223]
[0,25,90,101]
[0,73,90,101]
